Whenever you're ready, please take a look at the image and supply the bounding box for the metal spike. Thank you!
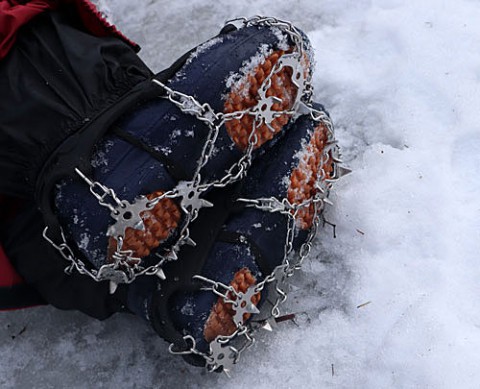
[225,18,246,30]
[265,121,277,133]
[262,321,274,332]
[133,220,145,231]
[271,96,283,104]
[185,237,197,247]
[314,183,326,193]
[288,283,301,292]
[262,319,276,332]
[200,199,214,208]
[246,303,260,315]
[337,166,352,177]
[167,250,178,261]
[155,268,166,280]
[296,101,312,116]
[109,281,118,295]
[324,198,334,206]
[74,167,94,186]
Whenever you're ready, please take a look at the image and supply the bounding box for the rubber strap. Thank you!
[111,126,190,182]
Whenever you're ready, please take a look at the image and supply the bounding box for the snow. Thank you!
[225,44,272,94]
[270,27,291,51]
[2,0,480,387]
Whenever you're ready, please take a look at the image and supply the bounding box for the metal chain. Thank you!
[164,16,336,372]
[168,335,215,363]
[193,275,241,305]
[164,16,348,373]
[74,168,124,215]
[180,73,343,375]
[152,79,224,184]
[42,15,344,373]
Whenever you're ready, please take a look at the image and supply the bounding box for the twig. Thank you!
[323,219,337,238]
[356,301,371,309]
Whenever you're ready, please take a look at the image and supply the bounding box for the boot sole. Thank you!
[288,122,334,229]
[203,268,260,342]
[202,121,334,341]
[107,191,181,262]
[224,48,306,150]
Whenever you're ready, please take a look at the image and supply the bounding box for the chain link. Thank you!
[74,168,124,214]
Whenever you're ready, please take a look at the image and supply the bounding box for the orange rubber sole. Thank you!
[224,48,302,150]
[203,268,261,342]
[287,123,334,230]
[107,191,181,262]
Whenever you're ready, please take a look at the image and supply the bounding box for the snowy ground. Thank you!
[2,0,480,387]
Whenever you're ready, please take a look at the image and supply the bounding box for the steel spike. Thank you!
[297,101,312,116]
[155,268,166,280]
[262,321,274,332]
[109,280,118,295]
[167,250,178,261]
[134,220,145,231]
[74,167,94,186]
[246,303,260,315]
[200,199,214,208]
[337,166,352,177]
[288,283,301,292]
[265,121,277,133]
[185,237,197,247]
[272,96,283,104]
[324,198,334,206]
[225,18,246,30]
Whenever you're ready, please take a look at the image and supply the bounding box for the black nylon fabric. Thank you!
[0,6,241,325]
[0,200,128,319]
[0,283,45,311]
[0,7,152,318]
[0,9,152,199]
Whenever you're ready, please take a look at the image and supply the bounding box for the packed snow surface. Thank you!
[2,0,480,387]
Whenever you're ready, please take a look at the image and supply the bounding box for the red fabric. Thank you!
[0,244,23,287]
[0,0,56,60]
[0,0,139,61]
[0,195,24,287]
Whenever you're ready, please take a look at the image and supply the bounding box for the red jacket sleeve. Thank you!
[0,0,139,61]
[0,0,56,60]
